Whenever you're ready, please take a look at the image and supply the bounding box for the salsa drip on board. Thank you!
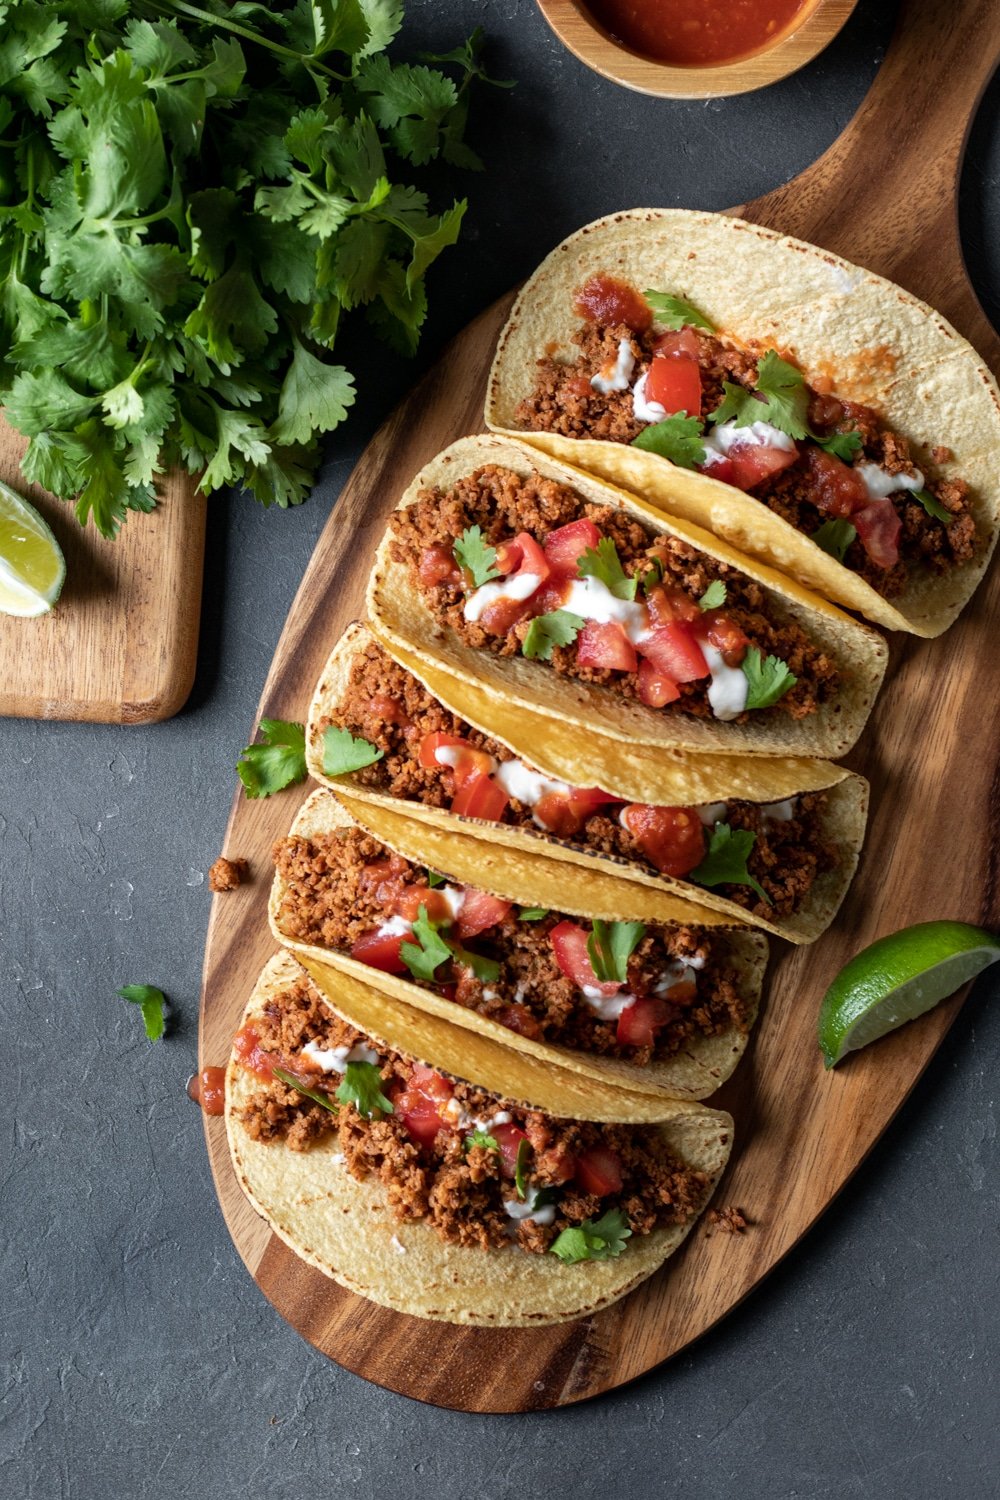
[585,0,810,69]
[188,1066,226,1116]
[514,276,977,599]
[232,974,711,1257]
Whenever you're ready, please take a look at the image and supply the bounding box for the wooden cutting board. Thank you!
[0,415,204,723]
[199,0,1000,1411]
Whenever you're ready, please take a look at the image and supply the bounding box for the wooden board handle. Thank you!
[742,0,1000,352]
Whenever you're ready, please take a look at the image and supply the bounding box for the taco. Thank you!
[308,622,868,943]
[485,208,1000,637]
[226,950,733,1326]
[269,788,768,1100]
[367,434,887,761]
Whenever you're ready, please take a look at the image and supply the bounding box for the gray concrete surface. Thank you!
[3,3,1000,1496]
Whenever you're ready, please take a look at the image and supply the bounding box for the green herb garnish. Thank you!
[550,1209,632,1264]
[464,1129,499,1153]
[522,609,585,661]
[577,538,639,600]
[630,411,706,468]
[816,429,863,461]
[642,291,713,331]
[514,1137,531,1200]
[709,351,809,441]
[587,920,645,985]
[691,824,769,904]
[238,719,307,798]
[272,1067,338,1114]
[427,869,446,888]
[914,487,953,524]
[518,907,549,922]
[335,1061,394,1119]
[451,945,500,984]
[741,647,797,710]
[454,525,500,587]
[813,518,857,563]
[698,579,727,610]
[640,556,664,594]
[321,725,384,777]
[400,904,453,982]
[117,983,166,1042]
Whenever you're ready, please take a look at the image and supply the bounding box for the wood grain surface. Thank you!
[0,415,205,724]
[199,0,1000,1411]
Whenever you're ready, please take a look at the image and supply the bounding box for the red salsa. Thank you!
[574,274,652,334]
[586,0,809,68]
[187,1066,226,1116]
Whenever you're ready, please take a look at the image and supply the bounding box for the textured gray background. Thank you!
[3,2,1000,1496]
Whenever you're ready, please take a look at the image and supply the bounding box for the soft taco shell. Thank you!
[485,208,1000,637]
[226,951,733,1326]
[367,433,888,760]
[270,788,768,1100]
[307,624,869,943]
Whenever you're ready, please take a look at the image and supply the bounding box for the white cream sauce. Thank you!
[591,338,635,394]
[560,576,649,643]
[631,368,667,424]
[704,418,796,458]
[504,1186,557,1226]
[301,1040,381,1074]
[702,642,749,721]
[463,569,541,623]
[856,462,925,500]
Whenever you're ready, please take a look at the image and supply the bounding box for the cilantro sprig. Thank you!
[631,411,706,468]
[643,290,713,332]
[550,1209,632,1264]
[578,538,639,600]
[322,725,384,777]
[813,518,857,563]
[0,7,507,536]
[586,920,645,985]
[273,1067,339,1114]
[514,1137,531,1200]
[452,945,500,983]
[709,351,810,440]
[238,719,307,798]
[117,984,166,1042]
[522,609,584,662]
[400,904,454,982]
[518,907,549,922]
[817,429,863,461]
[464,1129,498,1153]
[698,580,727,610]
[454,525,499,588]
[741,647,797,710]
[914,487,953,525]
[335,1061,394,1119]
[691,824,770,904]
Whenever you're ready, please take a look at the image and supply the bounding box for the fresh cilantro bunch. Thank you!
[0,1,505,535]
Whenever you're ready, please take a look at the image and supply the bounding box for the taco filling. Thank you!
[512,275,977,599]
[273,825,752,1061]
[233,973,710,1257]
[389,463,840,723]
[320,639,837,919]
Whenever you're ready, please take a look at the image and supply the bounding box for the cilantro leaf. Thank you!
[691,824,769,904]
[643,290,713,331]
[710,351,809,440]
[522,610,585,662]
[550,1209,632,1264]
[640,557,663,594]
[518,907,549,921]
[578,537,639,600]
[269,338,356,446]
[427,870,445,888]
[454,525,498,587]
[322,725,384,776]
[741,647,797,710]
[698,580,727,610]
[514,1137,531,1200]
[400,904,453,982]
[335,1061,394,1119]
[451,946,500,983]
[631,411,706,467]
[813,518,857,563]
[237,719,307,798]
[816,429,863,461]
[272,1067,339,1113]
[914,487,953,525]
[464,1129,498,1153]
[586,920,645,985]
[118,984,166,1042]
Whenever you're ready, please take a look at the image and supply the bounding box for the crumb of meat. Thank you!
[705,1205,750,1236]
[208,855,249,891]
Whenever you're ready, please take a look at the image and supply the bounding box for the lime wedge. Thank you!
[0,477,66,616]
[819,920,1000,1067]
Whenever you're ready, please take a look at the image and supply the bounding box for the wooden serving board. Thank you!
[0,415,205,724]
[199,0,1000,1412]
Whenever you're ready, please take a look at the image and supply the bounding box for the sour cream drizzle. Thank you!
[301,1040,381,1074]
[704,417,796,457]
[591,338,636,394]
[463,569,541,623]
[504,1185,557,1226]
[632,368,667,423]
[856,462,925,500]
[702,642,749,721]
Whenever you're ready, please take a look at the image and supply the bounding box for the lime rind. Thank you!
[0,476,66,613]
[818,921,1000,1067]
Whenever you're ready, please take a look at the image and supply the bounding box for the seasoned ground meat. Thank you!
[208,855,248,892]
[514,304,978,598]
[272,826,751,1062]
[235,978,710,1254]
[389,465,840,721]
[322,639,836,919]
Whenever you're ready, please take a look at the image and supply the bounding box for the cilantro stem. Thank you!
[153,0,350,82]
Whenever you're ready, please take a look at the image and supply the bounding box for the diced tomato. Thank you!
[350,927,409,975]
[653,327,701,360]
[358,855,407,901]
[543,518,603,577]
[454,888,512,938]
[637,657,681,708]
[853,498,901,569]
[616,996,670,1048]
[621,804,706,878]
[419,544,460,587]
[418,732,495,789]
[638,622,709,683]
[576,620,638,673]
[549,920,620,997]
[494,1005,543,1040]
[574,274,652,334]
[802,446,869,516]
[397,1064,453,1147]
[499,531,551,582]
[493,1121,530,1176]
[575,1145,623,1197]
[699,609,750,667]
[392,884,454,926]
[532,786,621,838]
[451,771,510,822]
[645,582,700,626]
[726,439,800,492]
[645,354,702,418]
[531,578,572,617]
[698,455,736,485]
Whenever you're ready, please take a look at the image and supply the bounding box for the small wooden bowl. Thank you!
[535,0,859,98]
